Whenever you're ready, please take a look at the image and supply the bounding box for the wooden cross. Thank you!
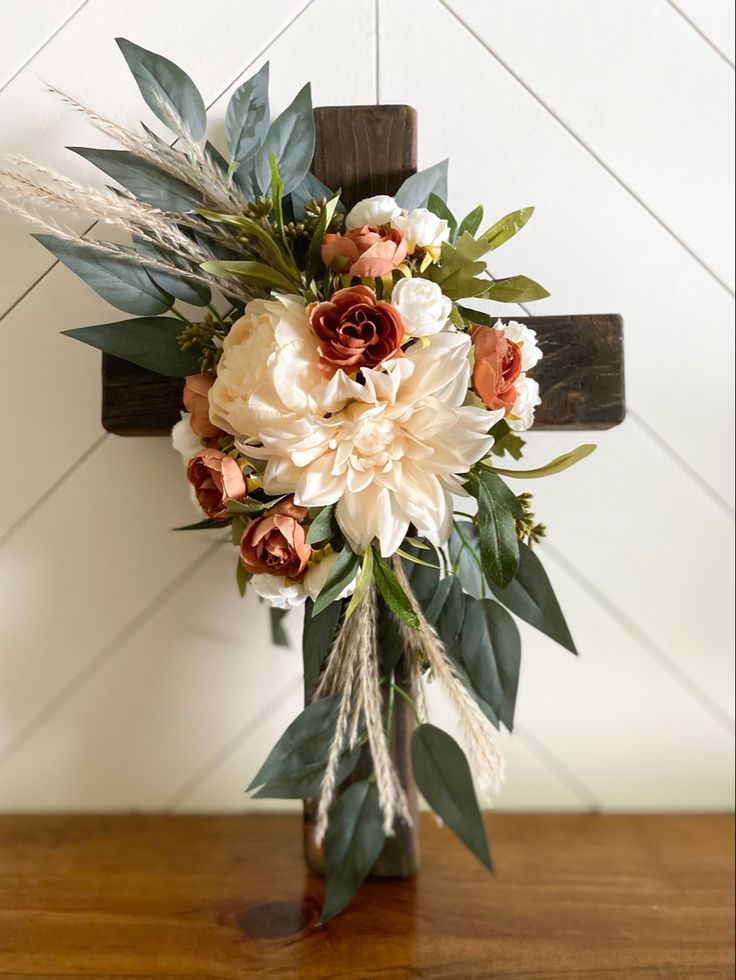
[99,106,625,878]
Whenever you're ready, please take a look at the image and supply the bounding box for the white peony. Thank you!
[247,334,502,556]
[507,376,541,431]
[345,194,401,230]
[208,294,345,439]
[391,208,450,251]
[497,319,543,372]
[390,277,452,337]
[171,412,202,464]
[250,552,357,609]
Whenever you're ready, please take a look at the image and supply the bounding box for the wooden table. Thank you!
[0,813,732,978]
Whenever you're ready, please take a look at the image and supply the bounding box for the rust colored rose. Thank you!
[308,285,405,378]
[471,325,523,414]
[321,225,408,278]
[239,499,312,581]
[187,448,246,520]
[183,374,221,440]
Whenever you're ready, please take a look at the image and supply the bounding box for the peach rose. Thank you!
[183,374,220,440]
[239,499,312,582]
[187,448,246,520]
[471,325,523,414]
[321,225,408,278]
[308,284,405,378]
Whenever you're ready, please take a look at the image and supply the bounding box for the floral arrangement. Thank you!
[0,41,595,922]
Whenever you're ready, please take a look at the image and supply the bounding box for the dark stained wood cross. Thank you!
[99,105,625,879]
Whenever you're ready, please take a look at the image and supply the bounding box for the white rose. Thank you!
[507,376,541,432]
[251,574,307,609]
[209,295,335,439]
[391,208,450,250]
[497,319,543,372]
[171,413,202,464]
[345,194,400,230]
[390,277,452,337]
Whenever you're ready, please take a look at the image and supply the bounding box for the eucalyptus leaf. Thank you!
[480,207,534,250]
[467,470,522,588]
[61,317,198,376]
[269,607,290,648]
[411,724,492,870]
[255,82,315,195]
[70,146,202,212]
[373,552,420,630]
[248,694,355,798]
[116,38,206,140]
[490,542,577,654]
[133,237,210,306]
[394,159,448,210]
[321,781,385,923]
[483,444,596,479]
[306,504,336,545]
[303,598,343,700]
[424,575,465,651]
[477,275,550,304]
[460,598,521,731]
[448,522,485,599]
[312,548,359,616]
[36,235,172,316]
[458,204,484,239]
[225,62,270,162]
[400,539,440,609]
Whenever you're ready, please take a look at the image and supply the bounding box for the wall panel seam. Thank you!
[0,0,93,92]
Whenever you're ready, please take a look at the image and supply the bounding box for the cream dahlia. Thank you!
[245,333,503,556]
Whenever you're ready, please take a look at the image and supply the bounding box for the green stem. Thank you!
[207,303,226,326]
[170,307,192,325]
[391,682,421,726]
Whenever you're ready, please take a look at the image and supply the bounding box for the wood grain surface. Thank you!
[0,813,732,979]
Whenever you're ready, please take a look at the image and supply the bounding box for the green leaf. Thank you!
[400,539,440,609]
[321,781,386,923]
[290,171,344,219]
[312,548,359,616]
[467,470,522,589]
[305,192,341,283]
[457,204,484,239]
[303,598,343,700]
[225,498,270,514]
[483,444,597,479]
[394,160,448,210]
[489,419,526,461]
[306,504,336,545]
[427,193,457,241]
[425,575,465,651]
[116,38,206,140]
[427,241,488,301]
[61,317,198,376]
[225,62,270,162]
[36,235,171,316]
[200,259,295,292]
[236,560,249,597]
[477,275,550,304]
[448,522,485,599]
[255,82,315,195]
[269,607,290,648]
[460,598,521,731]
[411,724,492,870]
[480,207,534,250]
[196,209,285,262]
[454,231,494,262]
[344,547,374,620]
[249,694,359,799]
[373,553,420,630]
[174,516,227,531]
[70,147,201,211]
[490,542,576,654]
[133,237,210,306]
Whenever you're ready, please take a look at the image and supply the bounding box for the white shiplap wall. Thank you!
[0,0,733,813]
